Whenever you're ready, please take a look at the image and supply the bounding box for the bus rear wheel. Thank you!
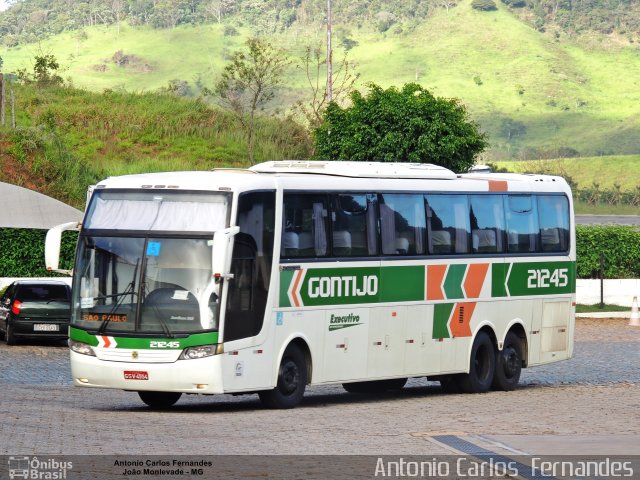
[138,391,182,408]
[343,378,407,394]
[492,332,523,391]
[457,331,495,393]
[259,344,307,409]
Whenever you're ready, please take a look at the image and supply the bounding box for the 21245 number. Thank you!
[527,268,569,289]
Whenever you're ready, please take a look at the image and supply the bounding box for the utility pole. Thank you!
[326,0,333,103]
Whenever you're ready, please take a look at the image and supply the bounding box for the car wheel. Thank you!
[5,321,16,345]
[138,391,182,408]
[259,344,307,409]
[492,331,523,391]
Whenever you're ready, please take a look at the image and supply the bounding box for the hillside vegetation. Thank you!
[0,83,311,208]
[2,0,640,161]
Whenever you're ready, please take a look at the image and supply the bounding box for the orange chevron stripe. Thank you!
[291,269,304,307]
[464,263,489,299]
[427,265,447,300]
[102,335,111,348]
[450,302,475,338]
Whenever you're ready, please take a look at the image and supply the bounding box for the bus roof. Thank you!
[92,163,570,195]
[250,161,457,180]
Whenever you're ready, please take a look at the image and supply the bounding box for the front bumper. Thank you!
[70,350,225,394]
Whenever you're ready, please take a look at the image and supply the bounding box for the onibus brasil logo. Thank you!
[8,456,73,479]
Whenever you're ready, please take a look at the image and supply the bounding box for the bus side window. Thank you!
[331,194,377,256]
[538,195,570,252]
[469,195,506,253]
[282,194,328,258]
[380,194,426,255]
[506,195,539,253]
[425,194,470,254]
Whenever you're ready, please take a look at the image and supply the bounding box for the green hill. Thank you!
[2,0,640,161]
[0,84,311,209]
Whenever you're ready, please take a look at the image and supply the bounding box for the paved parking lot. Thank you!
[0,318,638,462]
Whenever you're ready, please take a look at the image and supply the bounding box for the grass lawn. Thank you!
[576,303,630,313]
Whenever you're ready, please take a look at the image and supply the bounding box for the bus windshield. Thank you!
[73,191,231,335]
[73,236,220,334]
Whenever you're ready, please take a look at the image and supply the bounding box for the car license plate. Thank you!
[124,371,149,380]
[33,324,59,332]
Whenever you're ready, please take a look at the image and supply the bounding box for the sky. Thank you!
[0,1,8,13]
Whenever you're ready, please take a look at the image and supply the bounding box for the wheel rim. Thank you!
[501,346,520,379]
[279,358,300,395]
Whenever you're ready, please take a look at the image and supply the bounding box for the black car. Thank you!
[0,280,71,344]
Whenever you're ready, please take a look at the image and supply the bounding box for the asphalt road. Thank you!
[576,214,640,225]
[0,318,638,479]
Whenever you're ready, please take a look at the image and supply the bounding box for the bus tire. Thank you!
[343,378,407,394]
[492,331,523,391]
[259,344,307,409]
[457,331,495,394]
[439,375,462,393]
[138,391,182,408]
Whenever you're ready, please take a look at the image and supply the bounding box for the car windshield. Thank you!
[73,236,220,334]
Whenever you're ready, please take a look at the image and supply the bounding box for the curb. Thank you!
[576,312,630,319]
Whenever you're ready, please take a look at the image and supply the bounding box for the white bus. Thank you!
[46,161,575,409]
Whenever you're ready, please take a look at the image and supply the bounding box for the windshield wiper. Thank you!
[97,280,135,334]
[153,309,175,339]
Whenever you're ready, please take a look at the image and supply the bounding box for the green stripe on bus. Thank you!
[443,264,466,299]
[379,266,425,303]
[492,261,576,297]
[491,263,510,298]
[284,265,425,307]
[69,327,219,348]
[433,303,454,339]
[279,269,295,308]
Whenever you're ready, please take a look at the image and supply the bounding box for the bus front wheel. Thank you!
[259,344,307,409]
[457,331,495,393]
[492,332,523,391]
[138,391,182,409]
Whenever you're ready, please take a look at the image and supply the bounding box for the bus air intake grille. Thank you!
[96,348,182,363]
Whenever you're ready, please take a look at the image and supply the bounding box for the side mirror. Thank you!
[210,226,240,279]
[45,221,80,275]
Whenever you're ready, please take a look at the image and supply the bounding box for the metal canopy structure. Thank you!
[0,181,83,229]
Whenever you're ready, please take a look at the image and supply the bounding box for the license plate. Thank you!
[124,371,149,380]
[34,324,59,332]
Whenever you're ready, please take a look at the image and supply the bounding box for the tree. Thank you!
[294,43,359,128]
[16,54,64,87]
[500,118,527,141]
[313,83,487,172]
[213,37,291,165]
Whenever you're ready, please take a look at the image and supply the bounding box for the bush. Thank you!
[576,225,640,279]
[0,229,77,277]
[0,226,637,280]
[472,0,498,11]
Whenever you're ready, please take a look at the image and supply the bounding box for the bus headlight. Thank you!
[69,340,96,357]
[179,345,218,360]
